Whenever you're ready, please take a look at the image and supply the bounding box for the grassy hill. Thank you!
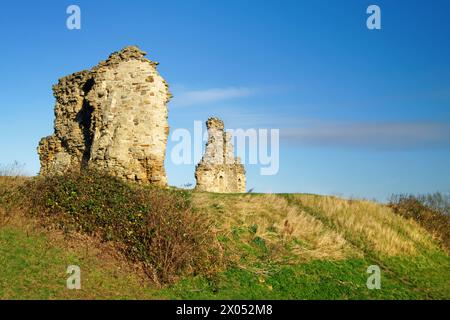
[0,174,449,299]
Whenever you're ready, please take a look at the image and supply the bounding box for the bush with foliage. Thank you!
[389,193,450,252]
[20,170,222,284]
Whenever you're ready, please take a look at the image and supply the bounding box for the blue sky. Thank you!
[1,0,449,200]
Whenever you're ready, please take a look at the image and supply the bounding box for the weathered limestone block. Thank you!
[38,46,171,186]
[195,117,246,193]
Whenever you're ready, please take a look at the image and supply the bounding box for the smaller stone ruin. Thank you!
[195,117,246,193]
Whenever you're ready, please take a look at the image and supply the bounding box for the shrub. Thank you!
[389,194,450,252]
[20,170,222,284]
[415,192,449,216]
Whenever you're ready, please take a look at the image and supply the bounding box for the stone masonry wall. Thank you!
[38,46,171,186]
[195,117,246,193]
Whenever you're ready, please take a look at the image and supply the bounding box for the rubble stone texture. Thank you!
[38,46,171,186]
[195,117,246,193]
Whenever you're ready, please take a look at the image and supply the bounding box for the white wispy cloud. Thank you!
[170,86,259,107]
[280,121,450,149]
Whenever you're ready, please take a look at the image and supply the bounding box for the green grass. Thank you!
[1,222,448,300]
[0,226,159,299]
[160,259,427,300]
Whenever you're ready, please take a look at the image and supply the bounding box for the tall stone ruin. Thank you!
[195,117,246,193]
[38,46,170,186]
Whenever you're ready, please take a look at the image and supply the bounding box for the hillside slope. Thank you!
[0,176,449,299]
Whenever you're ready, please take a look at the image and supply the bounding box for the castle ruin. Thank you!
[38,46,246,192]
[38,46,170,186]
[195,117,246,193]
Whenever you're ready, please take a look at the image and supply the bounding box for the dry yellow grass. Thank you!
[292,194,436,256]
[193,192,439,262]
[0,176,28,219]
[193,193,357,262]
